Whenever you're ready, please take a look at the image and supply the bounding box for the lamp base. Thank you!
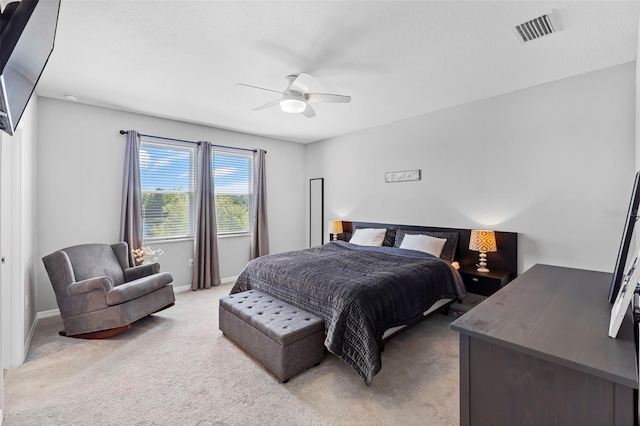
[332,234,338,241]
[476,252,489,273]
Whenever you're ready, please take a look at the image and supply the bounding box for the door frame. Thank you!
[1,129,25,369]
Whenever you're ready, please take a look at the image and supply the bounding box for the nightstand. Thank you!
[459,267,513,297]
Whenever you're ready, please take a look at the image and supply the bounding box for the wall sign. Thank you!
[385,169,421,183]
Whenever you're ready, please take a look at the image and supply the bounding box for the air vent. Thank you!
[513,11,560,43]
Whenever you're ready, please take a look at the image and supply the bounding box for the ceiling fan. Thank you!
[236,73,351,118]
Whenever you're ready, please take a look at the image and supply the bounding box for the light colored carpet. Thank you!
[3,284,460,425]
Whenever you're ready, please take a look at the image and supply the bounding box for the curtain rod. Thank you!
[119,130,264,154]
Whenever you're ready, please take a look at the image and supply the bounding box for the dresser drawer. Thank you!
[459,268,512,297]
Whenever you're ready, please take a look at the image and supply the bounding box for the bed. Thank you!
[231,222,518,385]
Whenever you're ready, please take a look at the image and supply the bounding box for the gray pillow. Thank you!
[394,230,459,262]
[382,228,397,247]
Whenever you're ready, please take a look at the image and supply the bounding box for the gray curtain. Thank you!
[193,142,221,290]
[119,130,143,266]
[250,149,269,259]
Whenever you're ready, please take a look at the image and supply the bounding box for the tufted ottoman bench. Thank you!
[219,290,325,382]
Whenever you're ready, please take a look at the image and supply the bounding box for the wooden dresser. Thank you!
[450,264,638,425]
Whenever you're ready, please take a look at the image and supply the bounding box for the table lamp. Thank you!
[469,230,497,272]
[328,220,343,241]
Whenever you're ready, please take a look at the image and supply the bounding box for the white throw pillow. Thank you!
[399,233,447,258]
[349,228,386,247]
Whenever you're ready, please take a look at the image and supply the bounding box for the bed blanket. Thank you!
[231,241,466,385]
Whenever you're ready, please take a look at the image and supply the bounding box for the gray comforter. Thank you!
[231,241,466,385]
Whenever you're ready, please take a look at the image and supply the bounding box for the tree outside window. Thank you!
[213,151,253,235]
[139,139,253,240]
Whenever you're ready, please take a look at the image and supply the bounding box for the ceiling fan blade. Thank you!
[252,99,281,111]
[302,104,316,118]
[305,93,351,104]
[289,73,314,93]
[236,83,283,95]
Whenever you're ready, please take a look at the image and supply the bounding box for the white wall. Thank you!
[36,98,306,313]
[306,62,636,274]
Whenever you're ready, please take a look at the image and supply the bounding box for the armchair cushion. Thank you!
[106,272,173,306]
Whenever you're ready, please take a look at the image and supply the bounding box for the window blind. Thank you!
[212,150,253,234]
[140,141,196,239]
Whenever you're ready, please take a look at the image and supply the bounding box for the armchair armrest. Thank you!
[67,276,113,296]
[124,263,160,282]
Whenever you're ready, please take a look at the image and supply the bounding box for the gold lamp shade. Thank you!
[469,230,497,272]
[328,220,343,240]
[469,230,497,253]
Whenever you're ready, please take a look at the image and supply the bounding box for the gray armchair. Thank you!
[42,242,175,338]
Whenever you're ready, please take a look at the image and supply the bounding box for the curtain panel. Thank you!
[250,149,269,259]
[193,142,221,290]
[119,130,143,266]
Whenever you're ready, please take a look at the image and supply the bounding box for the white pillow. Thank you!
[399,233,447,258]
[349,228,386,246]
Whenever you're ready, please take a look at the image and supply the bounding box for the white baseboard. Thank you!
[221,275,239,285]
[24,318,37,362]
[24,309,61,361]
[36,309,61,319]
[173,284,191,293]
[174,275,238,293]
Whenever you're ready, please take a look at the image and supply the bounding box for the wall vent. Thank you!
[513,11,560,43]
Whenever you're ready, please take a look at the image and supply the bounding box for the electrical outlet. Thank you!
[188,258,194,267]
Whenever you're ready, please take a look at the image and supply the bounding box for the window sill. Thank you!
[143,233,250,245]
[143,237,194,245]
[218,233,251,239]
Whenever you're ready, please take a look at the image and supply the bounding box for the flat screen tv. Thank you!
[609,171,640,303]
[0,0,60,136]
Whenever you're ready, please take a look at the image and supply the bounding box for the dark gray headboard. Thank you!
[339,221,518,277]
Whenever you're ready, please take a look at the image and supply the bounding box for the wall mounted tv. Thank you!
[0,0,60,136]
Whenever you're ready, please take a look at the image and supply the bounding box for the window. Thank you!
[138,139,253,240]
[213,150,253,235]
[140,140,196,240]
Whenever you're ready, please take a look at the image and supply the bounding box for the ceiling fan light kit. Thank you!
[237,73,351,118]
[280,97,306,114]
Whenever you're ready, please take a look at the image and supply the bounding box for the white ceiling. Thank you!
[36,1,639,144]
